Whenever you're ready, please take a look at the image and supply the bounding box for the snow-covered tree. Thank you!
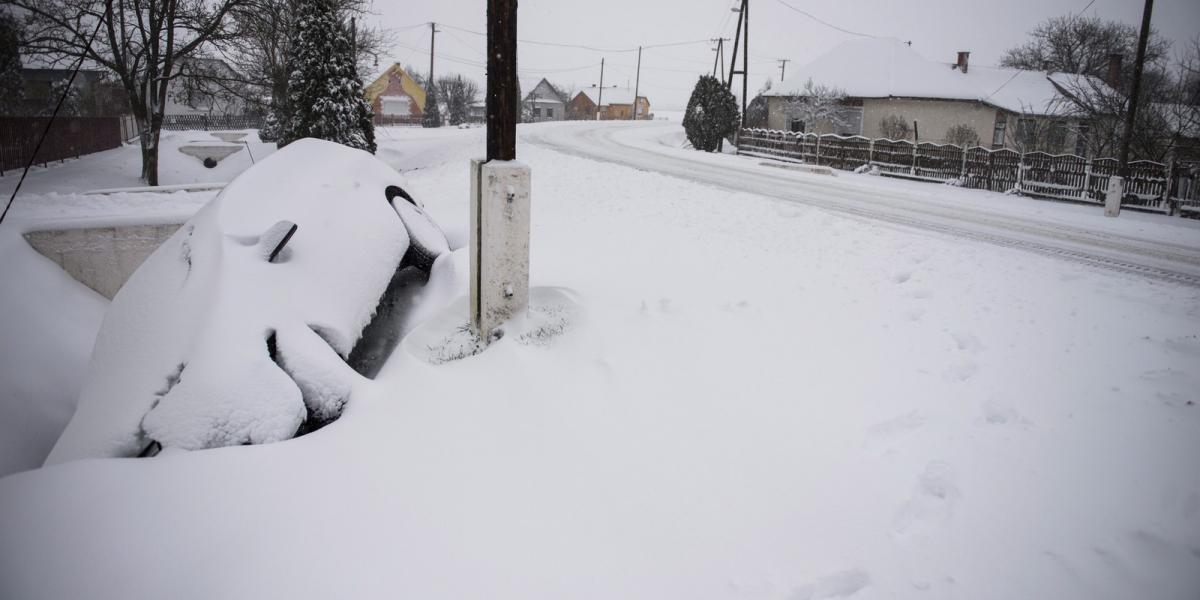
[436,74,478,126]
[943,124,980,148]
[41,79,82,116]
[879,115,910,140]
[784,78,848,134]
[421,86,443,128]
[0,10,24,116]
[744,78,772,128]
[683,75,739,152]
[279,0,375,153]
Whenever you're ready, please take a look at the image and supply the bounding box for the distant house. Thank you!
[17,67,126,116]
[566,87,650,121]
[763,38,1115,154]
[468,100,486,123]
[364,63,426,124]
[523,78,567,122]
[164,58,250,118]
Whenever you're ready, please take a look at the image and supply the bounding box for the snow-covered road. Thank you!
[527,121,1200,287]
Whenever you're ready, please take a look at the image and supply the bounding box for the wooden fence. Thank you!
[737,128,1200,215]
[0,117,123,175]
[161,114,265,131]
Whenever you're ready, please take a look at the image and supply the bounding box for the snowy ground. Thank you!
[1,122,1199,599]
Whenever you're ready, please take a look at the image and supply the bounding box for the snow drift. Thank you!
[46,138,448,464]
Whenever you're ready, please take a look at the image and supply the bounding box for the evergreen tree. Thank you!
[683,75,739,152]
[0,11,25,116]
[422,86,443,127]
[279,0,375,152]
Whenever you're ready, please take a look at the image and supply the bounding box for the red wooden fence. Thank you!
[0,117,123,175]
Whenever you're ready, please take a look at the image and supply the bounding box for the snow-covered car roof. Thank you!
[766,37,1112,116]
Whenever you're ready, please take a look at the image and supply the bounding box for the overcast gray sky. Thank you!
[373,0,1200,111]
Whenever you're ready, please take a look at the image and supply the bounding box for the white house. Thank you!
[764,38,1115,154]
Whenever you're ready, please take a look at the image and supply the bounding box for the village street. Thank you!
[528,120,1200,287]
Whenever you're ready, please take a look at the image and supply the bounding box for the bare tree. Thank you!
[15,0,245,184]
[783,78,848,133]
[879,114,909,140]
[435,74,479,126]
[0,10,24,115]
[217,0,392,124]
[1001,14,1170,89]
[944,123,981,147]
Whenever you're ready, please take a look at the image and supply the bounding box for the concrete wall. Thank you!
[24,224,182,300]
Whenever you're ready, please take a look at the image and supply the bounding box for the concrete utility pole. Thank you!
[777,58,789,81]
[632,46,642,120]
[596,58,606,120]
[727,0,750,126]
[471,0,530,342]
[1108,0,1154,218]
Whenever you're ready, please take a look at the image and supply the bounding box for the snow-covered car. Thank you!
[45,138,449,464]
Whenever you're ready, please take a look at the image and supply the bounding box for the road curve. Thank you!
[526,121,1200,288]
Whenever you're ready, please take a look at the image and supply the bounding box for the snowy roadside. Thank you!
[1,123,1198,599]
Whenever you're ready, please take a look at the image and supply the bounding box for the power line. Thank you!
[438,22,708,53]
[772,0,877,38]
[1076,0,1097,16]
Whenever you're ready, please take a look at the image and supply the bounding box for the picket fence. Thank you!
[737,128,1200,215]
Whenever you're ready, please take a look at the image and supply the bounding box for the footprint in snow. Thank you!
[788,569,872,600]
[893,461,960,537]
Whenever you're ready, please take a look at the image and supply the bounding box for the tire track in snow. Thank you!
[527,123,1200,289]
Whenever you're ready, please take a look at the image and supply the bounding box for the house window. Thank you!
[546,107,554,118]
[380,96,412,116]
[790,119,806,133]
[532,107,541,117]
[992,119,1007,148]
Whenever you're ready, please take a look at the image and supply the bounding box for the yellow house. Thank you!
[365,64,426,124]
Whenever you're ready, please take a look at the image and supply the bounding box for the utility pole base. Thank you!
[1105,176,1123,218]
[470,158,531,342]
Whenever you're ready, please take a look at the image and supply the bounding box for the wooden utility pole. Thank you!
[711,38,728,83]
[596,58,606,120]
[1118,0,1154,176]
[632,46,643,120]
[485,6,515,159]
[428,22,438,90]
[727,0,750,126]
[777,58,789,81]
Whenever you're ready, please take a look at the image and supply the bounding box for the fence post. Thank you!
[867,138,874,167]
[814,134,821,165]
[959,146,967,181]
[911,142,918,176]
[1082,158,1093,203]
[1164,154,1177,216]
[1016,151,1026,193]
[987,152,994,191]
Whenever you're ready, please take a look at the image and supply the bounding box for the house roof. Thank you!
[766,38,1109,116]
[577,88,645,107]
[364,63,426,111]
[525,78,568,103]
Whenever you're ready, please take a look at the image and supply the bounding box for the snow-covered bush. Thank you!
[944,124,980,148]
[46,138,449,464]
[879,115,910,140]
[279,0,375,152]
[683,75,739,152]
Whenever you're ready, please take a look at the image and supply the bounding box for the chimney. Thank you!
[1106,53,1123,89]
[956,51,970,74]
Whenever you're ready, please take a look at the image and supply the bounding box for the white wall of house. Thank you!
[767,96,1082,153]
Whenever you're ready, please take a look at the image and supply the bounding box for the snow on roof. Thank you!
[767,38,1104,116]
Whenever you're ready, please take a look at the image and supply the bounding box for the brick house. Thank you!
[364,63,426,124]
[566,88,650,121]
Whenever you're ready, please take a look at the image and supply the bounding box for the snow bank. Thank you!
[45,138,447,463]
